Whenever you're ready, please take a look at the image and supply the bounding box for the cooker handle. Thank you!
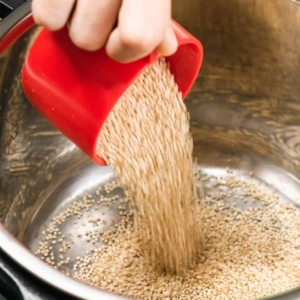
[0,0,27,20]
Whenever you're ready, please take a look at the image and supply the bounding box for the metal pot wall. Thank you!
[1,1,300,300]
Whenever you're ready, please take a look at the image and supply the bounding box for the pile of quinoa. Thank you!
[36,174,300,299]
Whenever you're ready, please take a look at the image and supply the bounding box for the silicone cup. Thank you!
[22,20,203,165]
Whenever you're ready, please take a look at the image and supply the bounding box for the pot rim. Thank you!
[0,3,127,299]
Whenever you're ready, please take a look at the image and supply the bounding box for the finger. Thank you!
[155,25,178,57]
[32,0,75,31]
[106,0,171,63]
[69,0,121,51]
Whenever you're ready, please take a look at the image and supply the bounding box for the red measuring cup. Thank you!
[22,20,203,165]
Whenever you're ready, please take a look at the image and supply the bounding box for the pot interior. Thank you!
[1,0,300,299]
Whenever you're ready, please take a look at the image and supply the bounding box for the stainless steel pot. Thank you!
[1,1,300,299]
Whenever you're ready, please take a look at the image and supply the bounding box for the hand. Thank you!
[32,0,178,63]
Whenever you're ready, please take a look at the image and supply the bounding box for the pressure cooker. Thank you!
[1,0,300,299]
